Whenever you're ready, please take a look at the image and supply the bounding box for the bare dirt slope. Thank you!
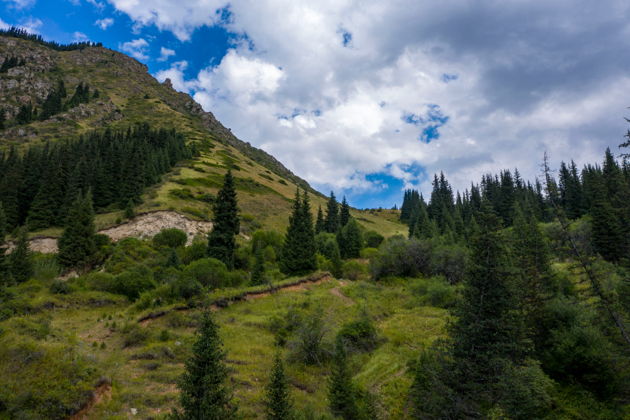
[22,211,213,253]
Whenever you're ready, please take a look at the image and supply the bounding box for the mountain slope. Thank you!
[0,34,405,238]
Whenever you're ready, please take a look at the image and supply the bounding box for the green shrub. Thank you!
[49,279,71,295]
[359,247,379,259]
[288,308,331,365]
[364,230,384,248]
[182,257,230,289]
[337,314,379,352]
[85,272,117,291]
[410,277,459,308]
[121,323,151,347]
[115,267,156,300]
[153,228,188,248]
[32,254,61,282]
[0,336,98,419]
[170,275,203,300]
[180,241,208,265]
[342,260,368,281]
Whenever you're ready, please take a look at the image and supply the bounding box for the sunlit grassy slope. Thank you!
[1,273,448,419]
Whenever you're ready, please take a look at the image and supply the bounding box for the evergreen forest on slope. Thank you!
[1,29,630,420]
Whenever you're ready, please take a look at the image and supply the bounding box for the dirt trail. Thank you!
[68,380,112,420]
[138,272,333,326]
[17,211,213,254]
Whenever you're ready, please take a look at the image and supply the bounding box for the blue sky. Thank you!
[2,0,630,209]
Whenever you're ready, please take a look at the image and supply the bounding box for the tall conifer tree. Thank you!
[9,226,32,283]
[315,205,325,234]
[328,338,359,419]
[449,202,525,400]
[264,354,293,420]
[340,197,350,227]
[57,191,97,268]
[281,189,317,275]
[173,311,236,419]
[208,170,239,269]
[325,192,340,233]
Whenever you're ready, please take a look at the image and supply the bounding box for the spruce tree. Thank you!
[328,338,359,420]
[57,191,98,268]
[264,354,293,420]
[281,189,317,275]
[448,202,525,401]
[590,180,625,262]
[208,170,239,269]
[511,203,551,347]
[337,218,362,259]
[27,183,57,230]
[124,199,135,219]
[9,226,32,283]
[340,197,350,227]
[325,192,340,233]
[173,311,236,419]
[315,205,325,234]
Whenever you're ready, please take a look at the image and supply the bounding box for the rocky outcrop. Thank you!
[7,211,213,254]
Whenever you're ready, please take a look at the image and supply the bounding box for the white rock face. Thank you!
[9,211,213,254]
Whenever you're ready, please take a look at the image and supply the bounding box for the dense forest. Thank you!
[0,124,193,230]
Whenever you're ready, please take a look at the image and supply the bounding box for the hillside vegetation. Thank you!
[1,31,630,420]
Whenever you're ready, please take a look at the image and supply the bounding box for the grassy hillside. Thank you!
[0,34,405,238]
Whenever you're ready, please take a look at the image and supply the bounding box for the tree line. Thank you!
[399,147,630,263]
[0,27,102,51]
[0,123,193,231]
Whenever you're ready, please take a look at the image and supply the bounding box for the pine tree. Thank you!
[337,218,362,259]
[315,205,325,234]
[124,199,135,219]
[27,183,57,230]
[264,354,293,420]
[325,192,340,233]
[449,202,525,398]
[208,170,239,269]
[328,338,359,420]
[340,196,350,227]
[173,311,236,419]
[57,191,98,268]
[511,203,551,346]
[251,246,266,286]
[281,189,317,275]
[9,226,32,283]
[590,178,625,262]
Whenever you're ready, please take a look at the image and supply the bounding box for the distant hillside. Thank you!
[0,33,405,238]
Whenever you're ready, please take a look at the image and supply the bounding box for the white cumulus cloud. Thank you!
[120,38,149,61]
[95,17,114,30]
[109,0,630,201]
[157,46,176,62]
